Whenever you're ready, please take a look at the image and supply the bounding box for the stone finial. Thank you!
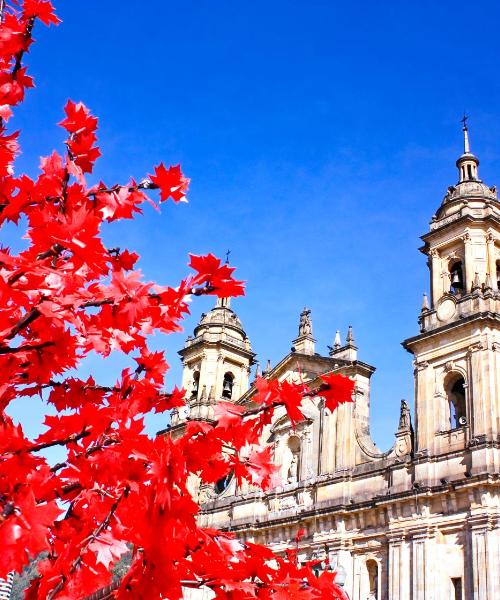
[472,272,481,292]
[329,325,357,361]
[333,330,341,349]
[393,399,413,458]
[254,361,261,380]
[421,293,430,311]
[208,385,215,403]
[262,359,272,377]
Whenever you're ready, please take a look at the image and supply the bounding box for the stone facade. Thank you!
[171,127,500,599]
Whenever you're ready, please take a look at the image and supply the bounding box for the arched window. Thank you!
[222,372,234,399]
[191,371,200,399]
[446,375,467,428]
[366,559,379,600]
[449,260,464,294]
[215,472,233,494]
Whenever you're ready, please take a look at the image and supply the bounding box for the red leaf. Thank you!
[149,163,190,203]
[319,373,355,413]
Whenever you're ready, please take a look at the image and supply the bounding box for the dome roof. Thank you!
[192,299,248,343]
[442,179,497,204]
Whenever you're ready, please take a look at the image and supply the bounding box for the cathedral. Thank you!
[171,125,500,600]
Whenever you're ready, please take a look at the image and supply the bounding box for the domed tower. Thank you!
[172,298,255,427]
[404,120,500,460]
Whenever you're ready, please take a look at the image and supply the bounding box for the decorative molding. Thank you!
[415,360,429,372]
[443,360,454,372]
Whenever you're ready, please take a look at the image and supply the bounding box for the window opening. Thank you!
[450,261,464,294]
[222,372,234,399]
[447,376,466,428]
[215,472,233,494]
[191,371,200,399]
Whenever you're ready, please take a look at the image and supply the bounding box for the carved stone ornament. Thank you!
[298,308,312,336]
[398,400,411,431]
[415,360,429,371]
[467,341,487,354]
[436,297,457,322]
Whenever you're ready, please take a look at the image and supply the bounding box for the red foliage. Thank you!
[0,3,352,598]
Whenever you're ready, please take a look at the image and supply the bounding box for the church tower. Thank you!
[171,298,255,428]
[403,122,500,467]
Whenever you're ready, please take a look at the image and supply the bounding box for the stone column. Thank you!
[468,516,499,599]
[388,532,410,600]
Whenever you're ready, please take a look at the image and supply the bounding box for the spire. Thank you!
[456,115,480,183]
[462,114,471,154]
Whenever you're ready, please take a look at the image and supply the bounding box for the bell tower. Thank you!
[171,298,255,428]
[403,122,500,466]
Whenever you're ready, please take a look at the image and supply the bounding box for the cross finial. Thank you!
[460,114,471,154]
[225,249,231,265]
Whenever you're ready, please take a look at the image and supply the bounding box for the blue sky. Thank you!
[6,0,500,454]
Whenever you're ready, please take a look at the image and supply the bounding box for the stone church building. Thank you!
[171,127,500,600]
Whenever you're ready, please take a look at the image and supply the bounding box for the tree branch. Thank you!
[47,488,128,600]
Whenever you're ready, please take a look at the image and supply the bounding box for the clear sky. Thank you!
[6,0,500,455]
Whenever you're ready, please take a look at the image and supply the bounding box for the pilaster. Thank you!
[387,531,411,600]
[468,514,500,600]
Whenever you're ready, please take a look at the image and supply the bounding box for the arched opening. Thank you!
[190,371,200,399]
[222,372,234,399]
[287,435,301,483]
[215,472,233,494]
[446,375,467,429]
[366,559,379,600]
[449,260,464,294]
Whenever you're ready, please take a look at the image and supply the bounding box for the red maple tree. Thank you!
[0,2,354,598]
